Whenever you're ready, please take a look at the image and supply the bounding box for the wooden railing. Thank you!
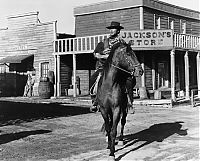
[54,34,109,54]
[174,33,200,50]
[54,32,200,54]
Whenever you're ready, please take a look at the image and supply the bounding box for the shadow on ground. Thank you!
[0,100,90,126]
[0,129,52,145]
[116,121,188,161]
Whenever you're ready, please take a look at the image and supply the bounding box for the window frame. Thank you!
[154,14,161,29]
[168,17,174,30]
[180,19,186,34]
[40,62,49,78]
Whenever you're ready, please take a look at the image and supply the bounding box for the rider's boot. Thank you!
[90,96,99,113]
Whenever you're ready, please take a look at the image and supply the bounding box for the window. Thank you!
[41,62,49,77]
[154,14,161,29]
[0,65,5,73]
[0,65,6,81]
[180,20,186,34]
[168,17,174,30]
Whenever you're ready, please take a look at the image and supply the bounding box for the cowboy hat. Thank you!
[106,21,124,30]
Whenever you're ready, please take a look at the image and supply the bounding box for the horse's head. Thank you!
[108,43,143,77]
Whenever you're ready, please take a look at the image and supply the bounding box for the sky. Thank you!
[0,0,199,34]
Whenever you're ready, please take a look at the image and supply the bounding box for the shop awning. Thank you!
[0,54,33,64]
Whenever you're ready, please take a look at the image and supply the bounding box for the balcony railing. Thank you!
[54,32,200,54]
[54,34,109,54]
[174,33,200,50]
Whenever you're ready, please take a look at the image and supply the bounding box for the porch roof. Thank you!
[0,54,33,64]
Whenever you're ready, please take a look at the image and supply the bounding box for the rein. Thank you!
[111,64,133,75]
[111,47,141,75]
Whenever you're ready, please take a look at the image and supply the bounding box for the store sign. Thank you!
[120,30,173,49]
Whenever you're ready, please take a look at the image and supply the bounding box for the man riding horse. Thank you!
[89,21,137,113]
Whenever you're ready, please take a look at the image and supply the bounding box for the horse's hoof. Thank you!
[118,140,124,146]
[108,156,115,161]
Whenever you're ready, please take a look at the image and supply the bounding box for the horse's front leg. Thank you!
[109,108,120,160]
[118,107,127,146]
[100,109,112,149]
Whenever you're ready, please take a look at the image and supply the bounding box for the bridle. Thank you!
[111,47,140,75]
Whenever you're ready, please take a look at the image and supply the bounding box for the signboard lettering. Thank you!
[120,30,173,49]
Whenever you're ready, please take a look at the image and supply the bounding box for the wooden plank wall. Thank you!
[143,53,153,90]
[77,70,90,95]
[143,7,200,35]
[60,55,73,96]
[75,7,140,37]
[0,12,55,96]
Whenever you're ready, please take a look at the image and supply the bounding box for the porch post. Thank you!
[139,6,145,88]
[54,55,57,97]
[139,7,144,30]
[141,55,145,87]
[72,53,77,97]
[197,52,200,98]
[57,55,61,97]
[152,54,156,90]
[184,51,190,99]
[170,49,176,101]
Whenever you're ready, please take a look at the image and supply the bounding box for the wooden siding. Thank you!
[0,12,56,96]
[77,70,90,95]
[75,7,140,37]
[60,55,73,96]
[143,7,200,36]
[144,53,153,90]
[7,12,39,29]
[74,0,200,21]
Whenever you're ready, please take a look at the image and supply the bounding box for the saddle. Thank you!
[90,73,102,96]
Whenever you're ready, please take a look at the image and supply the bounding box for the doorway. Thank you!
[157,62,169,88]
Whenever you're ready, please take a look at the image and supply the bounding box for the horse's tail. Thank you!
[101,122,106,133]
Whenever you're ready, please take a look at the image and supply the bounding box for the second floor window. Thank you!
[0,65,6,81]
[168,17,174,30]
[154,14,161,29]
[41,62,49,77]
[0,65,5,73]
[180,20,186,34]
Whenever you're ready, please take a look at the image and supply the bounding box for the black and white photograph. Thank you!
[0,0,199,160]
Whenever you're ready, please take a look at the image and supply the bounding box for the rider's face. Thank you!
[109,28,120,38]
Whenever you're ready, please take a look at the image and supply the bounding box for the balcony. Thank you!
[54,31,200,54]
[174,33,200,50]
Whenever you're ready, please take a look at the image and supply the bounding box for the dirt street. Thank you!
[0,99,199,161]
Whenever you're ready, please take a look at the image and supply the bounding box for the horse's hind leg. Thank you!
[118,107,127,146]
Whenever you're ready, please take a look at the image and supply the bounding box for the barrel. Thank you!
[48,70,55,84]
[38,77,51,99]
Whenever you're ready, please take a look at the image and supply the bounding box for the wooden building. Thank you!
[0,12,74,96]
[54,0,200,101]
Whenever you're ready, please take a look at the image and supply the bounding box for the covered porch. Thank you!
[53,29,200,102]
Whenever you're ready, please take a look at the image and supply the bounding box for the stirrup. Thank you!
[90,105,99,113]
[128,103,135,114]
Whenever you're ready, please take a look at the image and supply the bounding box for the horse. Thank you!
[96,42,143,160]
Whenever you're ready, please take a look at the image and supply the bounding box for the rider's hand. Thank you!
[103,48,110,55]
[94,53,109,59]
